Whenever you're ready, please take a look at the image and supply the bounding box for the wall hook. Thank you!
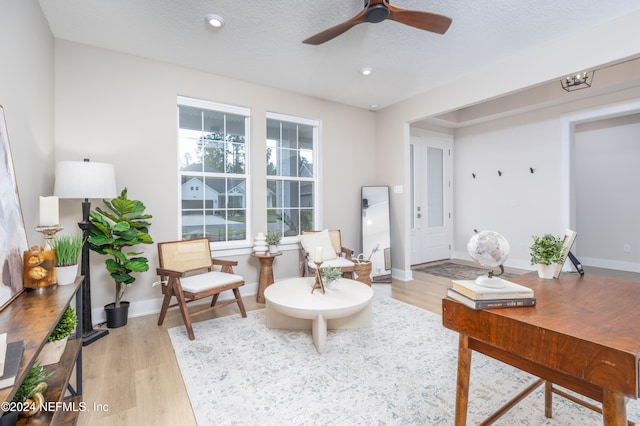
[530,167,535,174]
[472,173,476,179]
[497,170,502,176]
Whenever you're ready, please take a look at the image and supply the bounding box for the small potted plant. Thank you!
[52,235,83,285]
[265,229,282,254]
[12,361,53,418]
[37,306,77,366]
[529,233,566,279]
[321,266,342,288]
[88,188,153,328]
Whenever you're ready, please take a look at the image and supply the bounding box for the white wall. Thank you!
[452,88,640,269]
[53,41,376,322]
[0,0,55,245]
[377,11,640,276]
[575,114,640,270]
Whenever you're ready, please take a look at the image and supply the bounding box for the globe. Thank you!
[467,230,510,288]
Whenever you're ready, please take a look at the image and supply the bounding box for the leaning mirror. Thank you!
[361,186,391,283]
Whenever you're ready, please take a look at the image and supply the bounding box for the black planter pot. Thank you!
[104,301,130,328]
[0,411,18,426]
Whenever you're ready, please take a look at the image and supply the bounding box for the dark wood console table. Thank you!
[442,272,640,425]
[0,277,83,424]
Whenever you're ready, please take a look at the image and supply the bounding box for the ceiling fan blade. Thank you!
[387,4,452,35]
[303,9,368,45]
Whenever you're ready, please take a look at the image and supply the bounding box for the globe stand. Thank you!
[475,264,508,288]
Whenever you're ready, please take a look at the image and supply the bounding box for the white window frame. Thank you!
[266,112,321,244]
[177,95,252,250]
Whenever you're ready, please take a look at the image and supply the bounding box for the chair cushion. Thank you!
[179,271,243,293]
[298,229,337,261]
[307,257,354,270]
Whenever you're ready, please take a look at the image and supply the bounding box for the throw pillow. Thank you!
[298,230,337,261]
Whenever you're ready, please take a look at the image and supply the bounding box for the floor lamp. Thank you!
[54,159,117,346]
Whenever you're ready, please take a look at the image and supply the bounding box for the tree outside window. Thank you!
[266,114,319,238]
[178,97,250,244]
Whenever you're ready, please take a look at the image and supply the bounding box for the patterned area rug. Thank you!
[168,295,639,425]
[413,261,520,280]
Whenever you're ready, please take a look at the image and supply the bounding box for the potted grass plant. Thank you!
[265,229,282,253]
[12,361,53,418]
[321,266,342,288]
[88,188,153,328]
[52,235,83,285]
[37,306,77,366]
[529,233,566,279]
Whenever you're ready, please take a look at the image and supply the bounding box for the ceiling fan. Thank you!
[303,0,452,45]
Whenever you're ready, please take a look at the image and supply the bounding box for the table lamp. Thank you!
[54,159,117,345]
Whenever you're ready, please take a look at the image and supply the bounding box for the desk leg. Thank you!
[602,389,626,426]
[256,257,276,303]
[455,334,472,426]
[544,381,553,418]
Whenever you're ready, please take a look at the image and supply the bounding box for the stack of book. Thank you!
[447,279,536,310]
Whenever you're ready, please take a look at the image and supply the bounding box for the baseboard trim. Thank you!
[91,281,260,326]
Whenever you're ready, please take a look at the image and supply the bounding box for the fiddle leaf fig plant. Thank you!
[88,188,153,308]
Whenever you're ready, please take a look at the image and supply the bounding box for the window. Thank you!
[177,96,250,245]
[266,113,319,238]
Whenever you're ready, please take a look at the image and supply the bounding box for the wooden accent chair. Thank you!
[299,229,355,278]
[156,238,247,340]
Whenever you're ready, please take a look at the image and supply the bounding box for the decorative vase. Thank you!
[536,264,556,279]
[105,301,130,328]
[56,264,78,285]
[325,278,339,289]
[19,391,45,417]
[269,244,278,254]
[37,336,69,366]
[253,233,268,254]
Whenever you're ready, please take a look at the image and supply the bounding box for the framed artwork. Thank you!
[552,229,578,278]
[0,105,28,310]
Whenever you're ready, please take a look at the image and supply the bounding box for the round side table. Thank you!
[251,251,282,303]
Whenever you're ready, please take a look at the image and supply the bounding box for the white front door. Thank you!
[410,133,453,265]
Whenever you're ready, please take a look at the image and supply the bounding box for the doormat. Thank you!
[412,261,520,280]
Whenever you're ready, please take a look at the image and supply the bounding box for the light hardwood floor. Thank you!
[77,271,456,425]
[76,261,629,425]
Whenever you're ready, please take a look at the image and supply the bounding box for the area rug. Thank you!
[413,261,520,280]
[168,296,639,425]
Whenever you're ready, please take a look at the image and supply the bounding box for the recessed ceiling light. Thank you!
[206,14,225,28]
[369,104,380,110]
[360,67,373,76]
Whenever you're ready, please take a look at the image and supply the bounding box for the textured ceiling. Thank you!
[38,0,640,110]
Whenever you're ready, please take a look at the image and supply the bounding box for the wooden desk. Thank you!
[251,252,281,303]
[442,272,640,426]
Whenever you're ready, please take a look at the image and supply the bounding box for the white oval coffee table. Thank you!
[264,277,374,353]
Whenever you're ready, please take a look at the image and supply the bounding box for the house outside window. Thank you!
[178,96,250,246]
[266,113,319,238]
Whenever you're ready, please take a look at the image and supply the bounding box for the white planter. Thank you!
[56,264,78,285]
[269,244,278,254]
[37,336,69,366]
[536,264,556,279]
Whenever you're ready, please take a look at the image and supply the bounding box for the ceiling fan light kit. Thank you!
[366,4,390,23]
[303,0,452,45]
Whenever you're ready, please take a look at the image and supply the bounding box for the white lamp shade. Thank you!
[54,161,117,199]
